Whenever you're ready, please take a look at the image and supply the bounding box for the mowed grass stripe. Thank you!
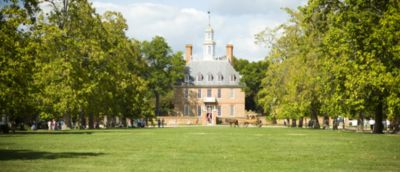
[0,127,399,172]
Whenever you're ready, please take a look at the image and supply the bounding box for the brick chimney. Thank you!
[185,44,192,64]
[226,44,233,63]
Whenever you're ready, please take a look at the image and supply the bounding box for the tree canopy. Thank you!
[0,0,184,130]
[257,0,400,133]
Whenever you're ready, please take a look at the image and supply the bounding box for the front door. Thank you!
[206,105,213,124]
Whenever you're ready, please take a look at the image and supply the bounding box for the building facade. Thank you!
[174,22,245,125]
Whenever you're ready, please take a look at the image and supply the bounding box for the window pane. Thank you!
[184,88,189,98]
[197,106,202,117]
[230,105,234,116]
[197,88,201,98]
[218,88,221,98]
[184,104,188,116]
[207,88,211,97]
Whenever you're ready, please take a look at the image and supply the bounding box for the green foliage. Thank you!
[0,0,39,120]
[232,57,269,113]
[257,0,400,132]
[141,36,185,116]
[1,0,184,128]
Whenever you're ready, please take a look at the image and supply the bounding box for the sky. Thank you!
[91,0,307,61]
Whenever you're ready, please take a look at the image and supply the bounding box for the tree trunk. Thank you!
[333,116,338,130]
[286,118,290,127]
[298,117,303,128]
[272,116,277,125]
[79,113,85,129]
[322,116,329,129]
[311,108,320,129]
[373,102,384,134]
[358,112,364,132]
[392,116,400,134]
[291,118,297,127]
[63,113,72,129]
[155,92,160,116]
[89,113,94,129]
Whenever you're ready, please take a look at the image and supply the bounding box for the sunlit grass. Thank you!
[1,127,399,171]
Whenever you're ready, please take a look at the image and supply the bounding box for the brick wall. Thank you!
[174,87,246,120]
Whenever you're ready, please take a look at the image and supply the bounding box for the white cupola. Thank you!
[203,11,215,60]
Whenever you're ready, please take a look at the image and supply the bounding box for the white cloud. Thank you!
[92,1,306,61]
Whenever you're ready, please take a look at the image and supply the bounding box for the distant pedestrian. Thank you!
[369,119,375,131]
[31,121,36,131]
[51,119,55,130]
[48,120,51,130]
[161,118,165,128]
[157,118,161,128]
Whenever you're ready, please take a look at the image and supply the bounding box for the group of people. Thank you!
[47,119,64,130]
[206,113,212,123]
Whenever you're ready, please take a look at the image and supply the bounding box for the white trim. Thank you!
[230,104,235,116]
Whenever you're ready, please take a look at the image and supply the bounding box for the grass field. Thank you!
[0,127,399,172]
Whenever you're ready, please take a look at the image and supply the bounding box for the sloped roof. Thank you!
[184,59,241,86]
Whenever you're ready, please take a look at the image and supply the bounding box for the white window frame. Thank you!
[184,104,189,116]
[230,88,235,99]
[230,105,235,116]
[218,73,224,81]
[208,74,214,81]
[207,88,212,97]
[197,74,203,81]
[197,88,201,98]
[184,74,189,82]
[197,105,202,117]
[184,88,189,99]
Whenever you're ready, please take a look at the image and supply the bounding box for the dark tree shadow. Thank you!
[12,131,94,135]
[0,149,104,161]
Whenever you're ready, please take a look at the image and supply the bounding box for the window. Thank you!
[208,45,211,55]
[230,74,237,82]
[197,88,201,98]
[184,74,189,82]
[230,105,235,116]
[230,88,235,98]
[217,88,221,98]
[197,73,204,81]
[218,73,224,81]
[208,74,214,81]
[217,106,222,117]
[184,104,189,116]
[197,105,202,117]
[184,88,189,99]
[207,88,212,97]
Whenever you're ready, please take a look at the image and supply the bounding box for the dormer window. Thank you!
[197,73,204,81]
[208,73,214,81]
[230,74,237,82]
[184,74,189,82]
[218,73,224,81]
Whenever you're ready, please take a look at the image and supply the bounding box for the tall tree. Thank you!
[0,0,39,132]
[141,36,185,116]
[232,57,269,113]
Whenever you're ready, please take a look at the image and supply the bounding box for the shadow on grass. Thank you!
[0,149,104,161]
[12,131,94,135]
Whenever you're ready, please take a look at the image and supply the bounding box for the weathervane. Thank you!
[208,11,211,26]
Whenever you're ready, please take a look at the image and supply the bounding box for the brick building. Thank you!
[174,21,245,125]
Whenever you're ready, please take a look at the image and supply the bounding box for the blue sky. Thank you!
[90,0,307,61]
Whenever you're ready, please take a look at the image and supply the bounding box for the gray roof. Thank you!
[183,59,241,86]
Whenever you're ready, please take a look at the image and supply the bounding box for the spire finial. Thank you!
[207,11,211,26]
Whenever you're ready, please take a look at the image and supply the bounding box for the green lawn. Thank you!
[0,127,399,172]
